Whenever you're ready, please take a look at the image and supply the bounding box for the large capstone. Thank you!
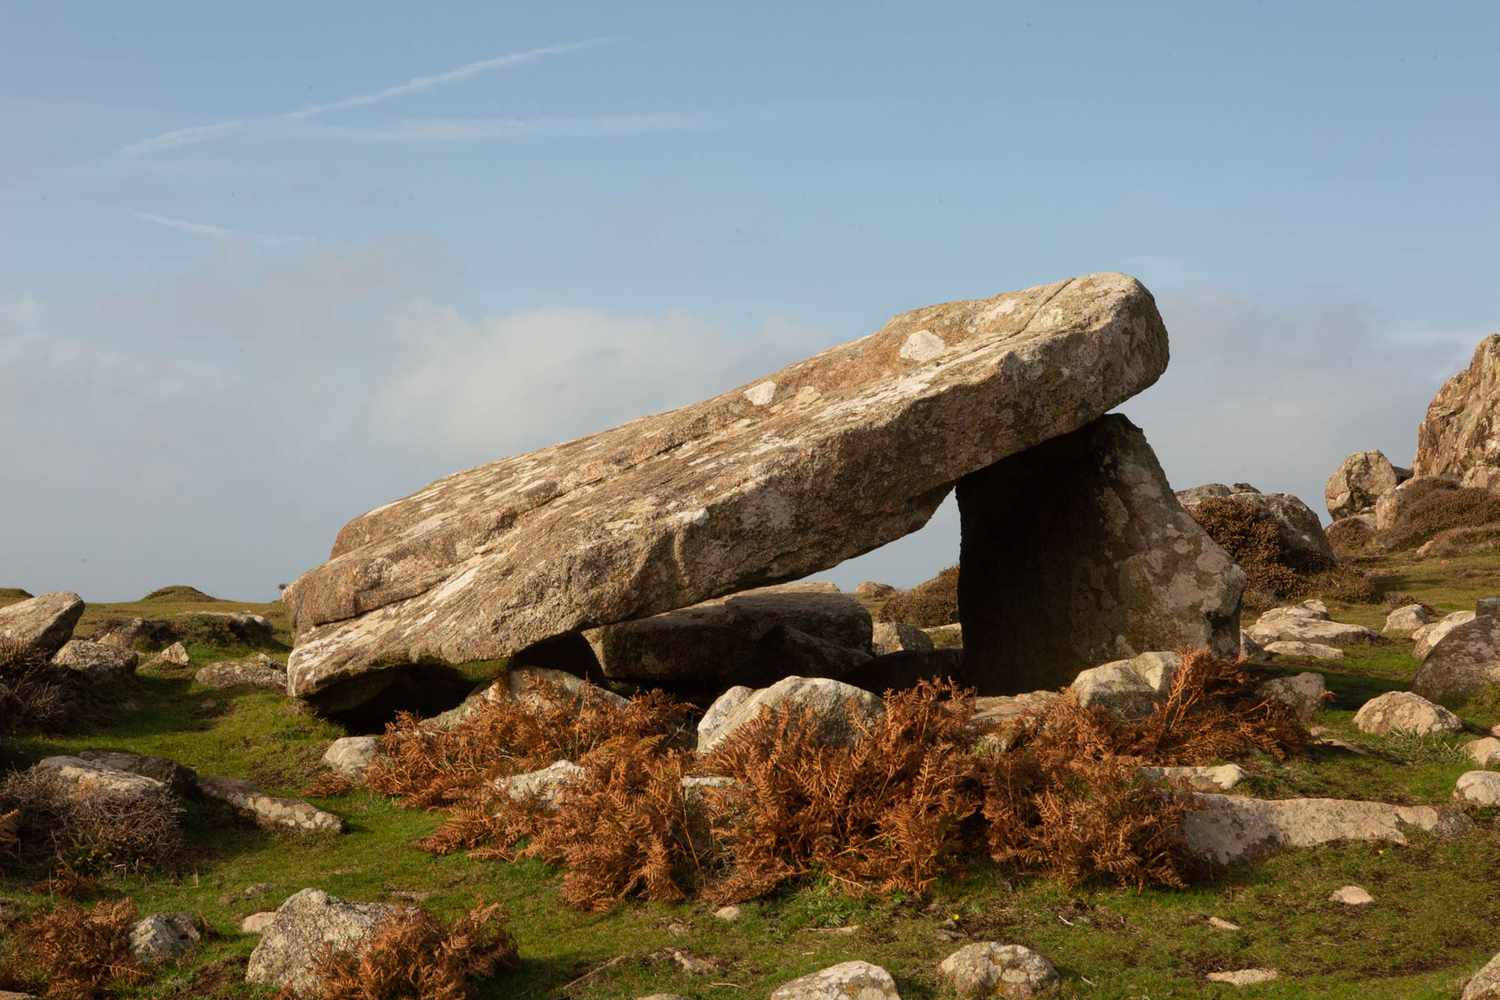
[282,274,1170,708]
[956,416,1244,692]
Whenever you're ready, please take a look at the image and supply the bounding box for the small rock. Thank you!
[129,912,204,965]
[1138,764,1246,793]
[696,676,884,755]
[938,942,1060,998]
[1071,651,1179,720]
[220,882,275,906]
[241,912,277,934]
[1455,771,1500,807]
[661,948,720,975]
[1257,672,1329,721]
[493,760,585,809]
[871,621,935,656]
[1353,691,1463,737]
[1383,603,1436,638]
[1329,885,1374,906]
[1467,737,1500,768]
[1207,968,1279,986]
[154,641,191,666]
[197,775,344,834]
[1207,916,1241,931]
[714,905,742,921]
[321,736,380,782]
[769,961,900,1000]
[1263,640,1343,661]
[1246,605,1380,646]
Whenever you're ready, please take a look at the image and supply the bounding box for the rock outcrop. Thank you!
[1325,450,1406,520]
[282,274,1170,709]
[957,417,1244,692]
[1414,333,1500,489]
[0,591,83,658]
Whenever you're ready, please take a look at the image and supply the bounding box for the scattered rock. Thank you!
[94,617,180,651]
[1329,885,1374,906]
[154,641,190,666]
[1070,651,1179,721]
[1463,951,1500,999]
[958,416,1245,692]
[1413,610,1477,661]
[713,905,742,922]
[871,621,935,656]
[76,749,198,796]
[1466,737,1500,767]
[51,639,139,681]
[196,654,287,691]
[938,942,1060,998]
[241,912,277,934]
[1326,450,1402,519]
[321,736,380,782]
[1246,604,1380,646]
[0,591,84,658]
[1383,603,1437,637]
[1414,333,1500,489]
[1181,793,1471,864]
[585,581,873,686]
[1257,672,1328,721]
[1207,916,1241,931]
[1263,640,1343,661]
[493,760,585,809]
[197,776,343,834]
[1413,612,1500,704]
[1353,691,1463,737]
[1207,968,1279,986]
[1454,771,1500,807]
[129,912,204,965]
[245,888,397,994]
[1138,764,1246,792]
[696,675,885,754]
[769,961,902,1000]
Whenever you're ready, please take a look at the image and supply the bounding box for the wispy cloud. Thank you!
[316,111,708,143]
[134,211,306,245]
[119,38,611,156]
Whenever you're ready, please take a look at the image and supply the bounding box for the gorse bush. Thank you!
[1187,497,1372,607]
[0,898,146,1000]
[0,636,83,739]
[874,565,959,626]
[1382,485,1500,552]
[0,768,184,877]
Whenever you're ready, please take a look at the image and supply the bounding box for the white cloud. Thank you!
[134,211,306,245]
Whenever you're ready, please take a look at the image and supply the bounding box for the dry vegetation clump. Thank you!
[874,565,959,626]
[1188,497,1373,607]
[0,768,184,877]
[0,898,147,1000]
[0,636,87,739]
[1326,515,1376,557]
[1382,486,1500,552]
[289,902,519,1000]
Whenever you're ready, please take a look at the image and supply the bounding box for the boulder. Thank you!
[585,581,873,686]
[154,641,190,666]
[1245,604,1380,646]
[282,274,1170,710]
[958,417,1244,692]
[1412,610,1477,661]
[938,942,1060,998]
[1383,603,1436,638]
[0,591,83,658]
[1413,614,1500,704]
[196,654,287,691]
[971,691,1061,736]
[1414,333,1500,489]
[175,611,276,646]
[1263,640,1343,661]
[1325,450,1403,519]
[129,912,204,965]
[1181,794,1471,864]
[505,666,627,713]
[51,639,139,681]
[197,776,343,834]
[1070,651,1180,720]
[1465,952,1500,1000]
[493,760,585,809]
[1138,763,1246,792]
[1353,691,1463,737]
[1466,737,1500,767]
[245,888,397,994]
[1177,483,1336,569]
[769,961,901,1000]
[696,675,885,754]
[32,755,171,805]
[76,749,198,796]
[871,621,934,656]
[1454,770,1500,807]
[321,736,380,782]
[1257,672,1328,721]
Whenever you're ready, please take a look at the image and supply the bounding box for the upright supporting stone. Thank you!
[956,415,1244,693]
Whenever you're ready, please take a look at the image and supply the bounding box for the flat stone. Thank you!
[196,654,287,691]
[1246,606,1380,646]
[958,417,1244,691]
[282,274,1170,710]
[51,639,139,681]
[1413,613,1500,704]
[0,591,84,658]
[1182,794,1471,864]
[321,736,380,781]
[1455,770,1500,807]
[1139,763,1246,792]
[197,775,343,834]
[1353,691,1463,737]
[76,749,198,796]
[769,960,901,1000]
[1071,651,1180,720]
[245,889,397,994]
[696,675,884,754]
[1413,611,1477,661]
[938,942,1060,998]
[1263,640,1343,661]
[1329,884,1374,906]
[1207,969,1279,986]
[1257,672,1328,721]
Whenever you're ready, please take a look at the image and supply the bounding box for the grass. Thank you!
[4,560,1500,997]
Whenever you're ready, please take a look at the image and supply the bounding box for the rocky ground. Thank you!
[2,546,1500,999]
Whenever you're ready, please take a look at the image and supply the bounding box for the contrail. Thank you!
[134,211,304,244]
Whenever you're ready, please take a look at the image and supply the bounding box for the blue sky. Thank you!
[2,2,1497,600]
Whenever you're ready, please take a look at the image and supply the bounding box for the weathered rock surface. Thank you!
[1070,651,1180,720]
[959,417,1244,692]
[1329,885,1374,906]
[1413,610,1477,661]
[1413,613,1500,704]
[1207,969,1279,986]
[129,912,204,965]
[1177,483,1335,569]
[1383,603,1437,638]
[196,654,287,691]
[1466,736,1500,767]
[769,961,901,1000]
[697,676,884,754]
[282,274,1170,709]
[493,760,585,809]
[76,749,198,796]
[1455,770,1500,807]
[153,641,190,666]
[1464,951,1500,999]
[321,736,380,781]
[1325,450,1403,519]
[241,911,277,934]
[0,591,83,657]
[1353,691,1463,737]
[1374,476,1458,533]
[1246,603,1380,646]
[1263,640,1343,661]
[1139,763,1246,792]
[198,776,343,834]
[1414,333,1500,489]
[33,755,171,805]
[51,639,139,681]
[245,888,397,994]
[871,621,934,656]
[585,581,872,686]
[1257,672,1328,721]
[1181,794,1471,864]
[938,942,1060,998]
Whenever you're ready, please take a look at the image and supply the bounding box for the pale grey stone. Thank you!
[492,760,585,809]
[696,676,884,754]
[321,736,380,782]
[1257,672,1328,721]
[198,775,343,834]
[245,889,397,993]
[1071,651,1179,720]
[129,912,203,965]
[0,591,83,658]
[1353,691,1463,737]
[1454,770,1500,807]
[1139,764,1246,793]
[1412,611,1477,661]
[1414,613,1500,704]
[51,639,138,681]
[1325,450,1400,519]
[1383,603,1437,638]
[1329,884,1374,905]
[871,621,934,656]
[769,960,901,1000]
[1263,641,1343,661]
[1182,793,1471,864]
[1466,737,1500,768]
[938,942,1060,998]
